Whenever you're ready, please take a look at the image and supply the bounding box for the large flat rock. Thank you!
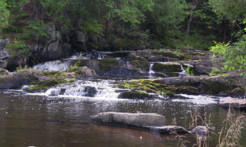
[91,112,166,128]
[219,97,246,109]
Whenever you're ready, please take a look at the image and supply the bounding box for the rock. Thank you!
[7,56,28,71]
[91,112,166,128]
[147,126,188,135]
[0,68,9,75]
[45,88,61,96]
[157,75,243,96]
[81,66,97,76]
[0,39,10,68]
[219,97,246,109]
[0,39,9,50]
[0,72,39,89]
[83,86,97,97]
[152,62,193,77]
[118,91,153,99]
[76,31,87,43]
[190,126,209,142]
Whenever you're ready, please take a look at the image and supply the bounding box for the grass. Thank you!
[217,108,246,147]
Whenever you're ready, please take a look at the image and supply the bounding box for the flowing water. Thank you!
[2,53,246,147]
[148,63,155,79]
[1,87,246,147]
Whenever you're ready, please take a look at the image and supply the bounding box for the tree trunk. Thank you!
[186,0,198,37]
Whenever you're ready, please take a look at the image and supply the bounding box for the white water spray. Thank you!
[148,63,155,78]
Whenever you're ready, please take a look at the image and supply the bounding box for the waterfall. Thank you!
[26,80,123,99]
[178,63,187,77]
[33,60,72,71]
[148,63,155,78]
[33,52,108,72]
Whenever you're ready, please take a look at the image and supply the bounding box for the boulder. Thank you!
[190,126,209,136]
[147,125,188,135]
[190,126,209,142]
[45,88,61,96]
[0,39,10,68]
[91,112,166,128]
[0,72,39,89]
[83,86,97,97]
[118,91,153,99]
[0,39,9,50]
[157,75,243,96]
[152,62,193,77]
[81,66,97,76]
[219,97,246,109]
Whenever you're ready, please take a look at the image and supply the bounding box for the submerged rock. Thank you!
[190,126,209,136]
[190,126,209,142]
[91,112,166,128]
[148,125,188,135]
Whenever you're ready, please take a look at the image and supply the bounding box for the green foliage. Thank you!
[210,35,246,72]
[0,0,10,32]
[185,66,194,76]
[25,20,48,38]
[7,39,31,57]
[209,0,246,21]
[82,19,104,35]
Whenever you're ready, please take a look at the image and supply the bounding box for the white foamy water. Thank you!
[172,94,218,105]
[33,60,71,71]
[148,63,155,78]
[25,80,124,100]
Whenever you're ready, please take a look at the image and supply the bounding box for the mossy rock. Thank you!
[152,50,184,60]
[120,79,175,97]
[176,86,199,95]
[118,90,153,99]
[130,60,149,70]
[201,80,231,94]
[99,58,119,72]
[72,59,90,67]
[153,63,181,73]
[67,66,86,75]
[29,80,59,91]
[107,52,130,58]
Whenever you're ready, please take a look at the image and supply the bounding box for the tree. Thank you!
[0,0,10,32]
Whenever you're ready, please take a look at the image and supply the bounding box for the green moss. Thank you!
[72,59,89,67]
[152,49,184,59]
[28,70,77,91]
[29,80,59,91]
[67,65,85,75]
[130,60,149,70]
[120,79,175,97]
[99,58,118,72]
[153,63,181,72]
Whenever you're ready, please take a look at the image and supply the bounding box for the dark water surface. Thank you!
[0,92,245,147]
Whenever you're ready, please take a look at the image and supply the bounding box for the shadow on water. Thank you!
[0,92,245,147]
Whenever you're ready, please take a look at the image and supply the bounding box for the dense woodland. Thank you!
[0,0,245,72]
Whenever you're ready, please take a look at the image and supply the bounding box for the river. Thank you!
[0,90,245,147]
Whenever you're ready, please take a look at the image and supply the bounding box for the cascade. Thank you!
[26,80,123,99]
[148,63,155,78]
[178,63,187,77]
